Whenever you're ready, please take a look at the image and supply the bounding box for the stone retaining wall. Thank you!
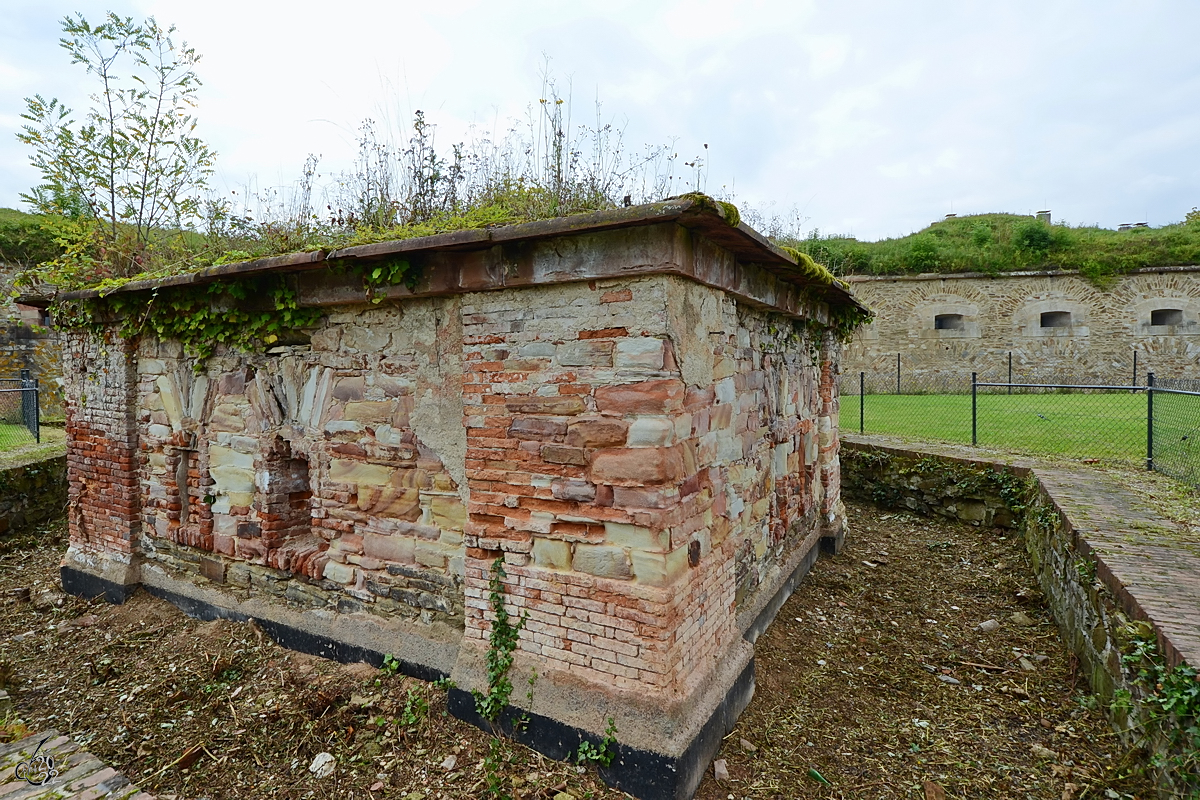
[0,454,66,537]
[844,266,1200,384]
[843,437,1199,797]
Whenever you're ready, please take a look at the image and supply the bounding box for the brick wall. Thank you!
[458,275,839,694]
[64,329,141,558]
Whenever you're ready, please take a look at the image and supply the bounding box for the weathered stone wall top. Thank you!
[61,199,865,322]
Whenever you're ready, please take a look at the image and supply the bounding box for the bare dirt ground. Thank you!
[1,500,1155,800]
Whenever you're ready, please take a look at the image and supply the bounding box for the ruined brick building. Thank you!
[58,198,865,799]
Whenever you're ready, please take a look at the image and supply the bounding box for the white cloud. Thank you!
[0,0,1197,238]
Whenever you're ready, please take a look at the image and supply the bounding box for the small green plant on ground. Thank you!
[397,686,429,728]
[1121,632,1200,790]
[574,717,618,768]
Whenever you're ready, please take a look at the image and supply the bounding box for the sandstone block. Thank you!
[430,496,467,530]
[359,486,421,519]
[630,547,689,587]
[343,401,396,425]
[531,538,572,570]
[211,465,255,495]
[542,445,588,466]
[551,479,596,502]
[333,377,366,401]
[572,543,631,580]
[510,417,568,440]
[566,418,628,448]
[614,337,665,370]
[323,560,356,584]
[604,521,668,551]
[208,402,246,434]
[594,379,684,415]
[363,532,415,564]
[137,358,166,375]
[329,459,395,488]
[506,396,586,416]
[714,377,736,405]
[519,342,558,358]
[627,417,674,447]
[612,486,678,510]
[557,340,614,367]
[209,444,254,470]
[343,325,391,352]
[590,446,684,486]
[415,540,454,570]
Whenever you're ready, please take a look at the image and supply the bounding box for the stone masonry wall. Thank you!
[0,324,64,420]
[0,454,67,537]
[131,296,468,625]
[57,206,859,798]
[459,274,839,696]
[845,267,1200,384]
[62,271,842,703]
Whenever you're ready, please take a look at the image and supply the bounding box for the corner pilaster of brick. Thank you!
[61,328,144,604]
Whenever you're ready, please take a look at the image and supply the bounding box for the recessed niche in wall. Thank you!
[1040,311,1072,328]
[1151,308,1184,326]
[934,313,965,331]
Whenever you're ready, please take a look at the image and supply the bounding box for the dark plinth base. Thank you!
[447,656,755,800]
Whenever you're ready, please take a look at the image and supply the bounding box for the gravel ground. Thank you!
[1,501,1155,800]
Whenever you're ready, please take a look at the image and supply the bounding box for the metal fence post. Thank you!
[896,353,901,395]
[1008,352,1012,395]
[1133,351,1138,387]
[1147,371,1155,471]
[971,371,978,446]
[859,371,865,434]
[19,368,37,444]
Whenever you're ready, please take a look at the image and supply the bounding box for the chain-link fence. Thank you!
[0,370,40,450]
[1148,379,1200,487]
[841,365,1200,488]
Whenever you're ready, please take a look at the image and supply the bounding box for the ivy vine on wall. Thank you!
[49,257,419,366]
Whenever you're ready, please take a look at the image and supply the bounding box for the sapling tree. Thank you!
[17,12,216,283]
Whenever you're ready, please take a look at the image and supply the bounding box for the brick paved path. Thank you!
[1036,466,1200,668]
[0,731,153,800]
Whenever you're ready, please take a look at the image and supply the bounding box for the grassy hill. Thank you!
[785,212,1200,286]
[0,208,65,267]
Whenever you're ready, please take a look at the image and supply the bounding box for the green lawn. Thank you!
[843,392,1149,462]
[0,425,65,469]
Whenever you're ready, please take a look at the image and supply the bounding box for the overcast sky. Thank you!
[1,0,1197,241]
